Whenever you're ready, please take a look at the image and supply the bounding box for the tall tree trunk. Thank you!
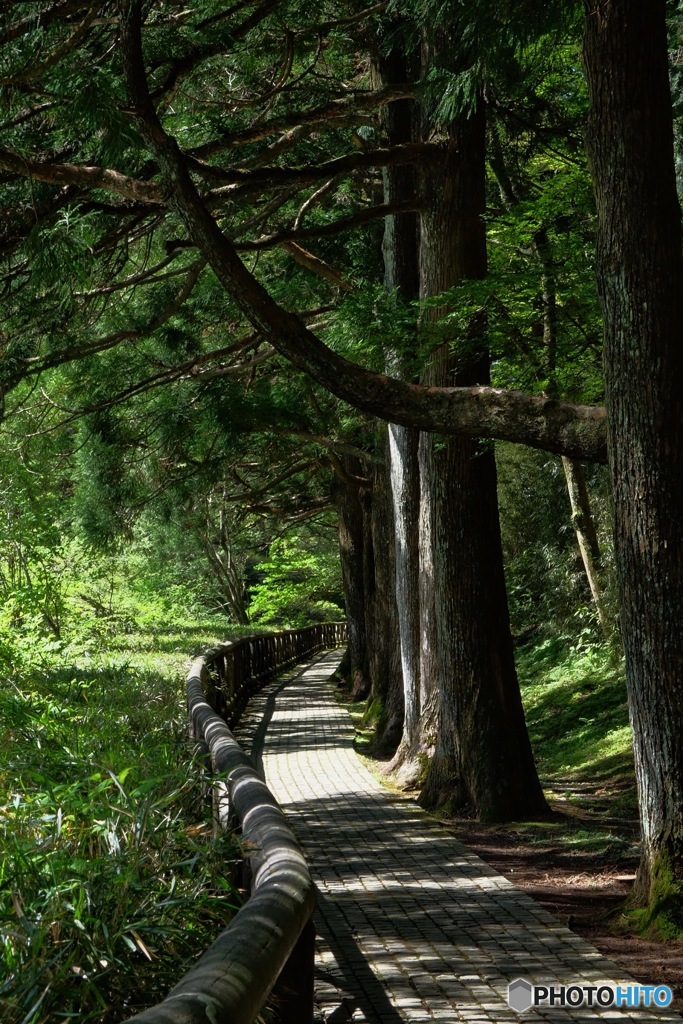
[581,0,683,921]
[332,460,371,697]
[379,39,428,778]
[386,423,422,756]
[560,456,610,637]
[534,224,610,638]
[416,85,548,819]
[368,434,404,754]
[584,0,683,921]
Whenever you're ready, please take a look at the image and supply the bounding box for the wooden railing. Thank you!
[122,622,346,1024]
[205,622,348,728]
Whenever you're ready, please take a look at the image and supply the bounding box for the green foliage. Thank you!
[324,286,418,370]
[0,429,267,1020]
[0,610,244,1023]
[0,409,336,1020]
[496,443,618,648]
[248,529,344,627]
[518,639,632,780]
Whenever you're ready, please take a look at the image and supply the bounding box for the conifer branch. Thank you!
[189,87,416,159]
[121,0,608,464]
[0,148,162,204]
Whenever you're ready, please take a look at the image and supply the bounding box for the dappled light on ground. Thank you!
[236,654,681,1024]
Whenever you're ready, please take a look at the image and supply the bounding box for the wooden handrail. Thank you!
[204,622,348,727]
[121,622,346,1024]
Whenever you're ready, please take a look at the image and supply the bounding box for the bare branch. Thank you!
[294,177,339,229]
[311,1,388,34]
[196,141,435,192]
[280,242,352,291]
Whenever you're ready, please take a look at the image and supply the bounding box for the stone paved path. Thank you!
[235,653,680,1024]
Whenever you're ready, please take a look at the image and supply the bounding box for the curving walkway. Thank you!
[234,652,680,1024]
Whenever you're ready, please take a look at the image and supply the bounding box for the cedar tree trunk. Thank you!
[379,40,430,776]
[332,460,371,697]
[368,435,405,753]
[417,95,548,820]
[584,0,683,921]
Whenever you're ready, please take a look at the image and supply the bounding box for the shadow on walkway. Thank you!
[237,652,679,1024]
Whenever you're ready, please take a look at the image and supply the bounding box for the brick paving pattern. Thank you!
[234,652,680,1024]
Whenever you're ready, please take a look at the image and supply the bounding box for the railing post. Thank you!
[271,916,316,1024]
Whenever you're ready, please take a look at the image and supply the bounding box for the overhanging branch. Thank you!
[0,148,162,204]
[190,86,416,159]
[237,201,424,251]
[120,0,608,464]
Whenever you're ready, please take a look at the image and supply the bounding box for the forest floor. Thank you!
[445,776,683,1014]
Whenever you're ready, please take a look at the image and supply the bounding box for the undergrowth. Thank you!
[518,637,633,784]
[509,637,639,860]
[0,609,253,1023]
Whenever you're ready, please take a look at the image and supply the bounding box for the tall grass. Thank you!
[1,614,249,1023]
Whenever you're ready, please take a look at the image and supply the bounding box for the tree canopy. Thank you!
[2,0,683,945]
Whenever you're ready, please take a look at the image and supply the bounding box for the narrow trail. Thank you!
[234,652,680,1024]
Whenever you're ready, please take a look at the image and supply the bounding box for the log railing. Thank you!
[205,622,347,728]
[122,622,346,1024]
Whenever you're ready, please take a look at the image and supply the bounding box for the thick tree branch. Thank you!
[190,86,415,159]
[0,148,162,204]
[120,0,607,464]
[196,142,437,192]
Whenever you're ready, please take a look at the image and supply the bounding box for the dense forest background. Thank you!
[2,0,683,1020]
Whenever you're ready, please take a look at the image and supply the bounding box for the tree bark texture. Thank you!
[332,461,371,697]
[584,0,683,914]
[379,40,427,773]
[367,435,404,753]
[416,96,548,820]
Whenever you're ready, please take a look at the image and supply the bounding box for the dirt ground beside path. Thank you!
[448,816,683,1015]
